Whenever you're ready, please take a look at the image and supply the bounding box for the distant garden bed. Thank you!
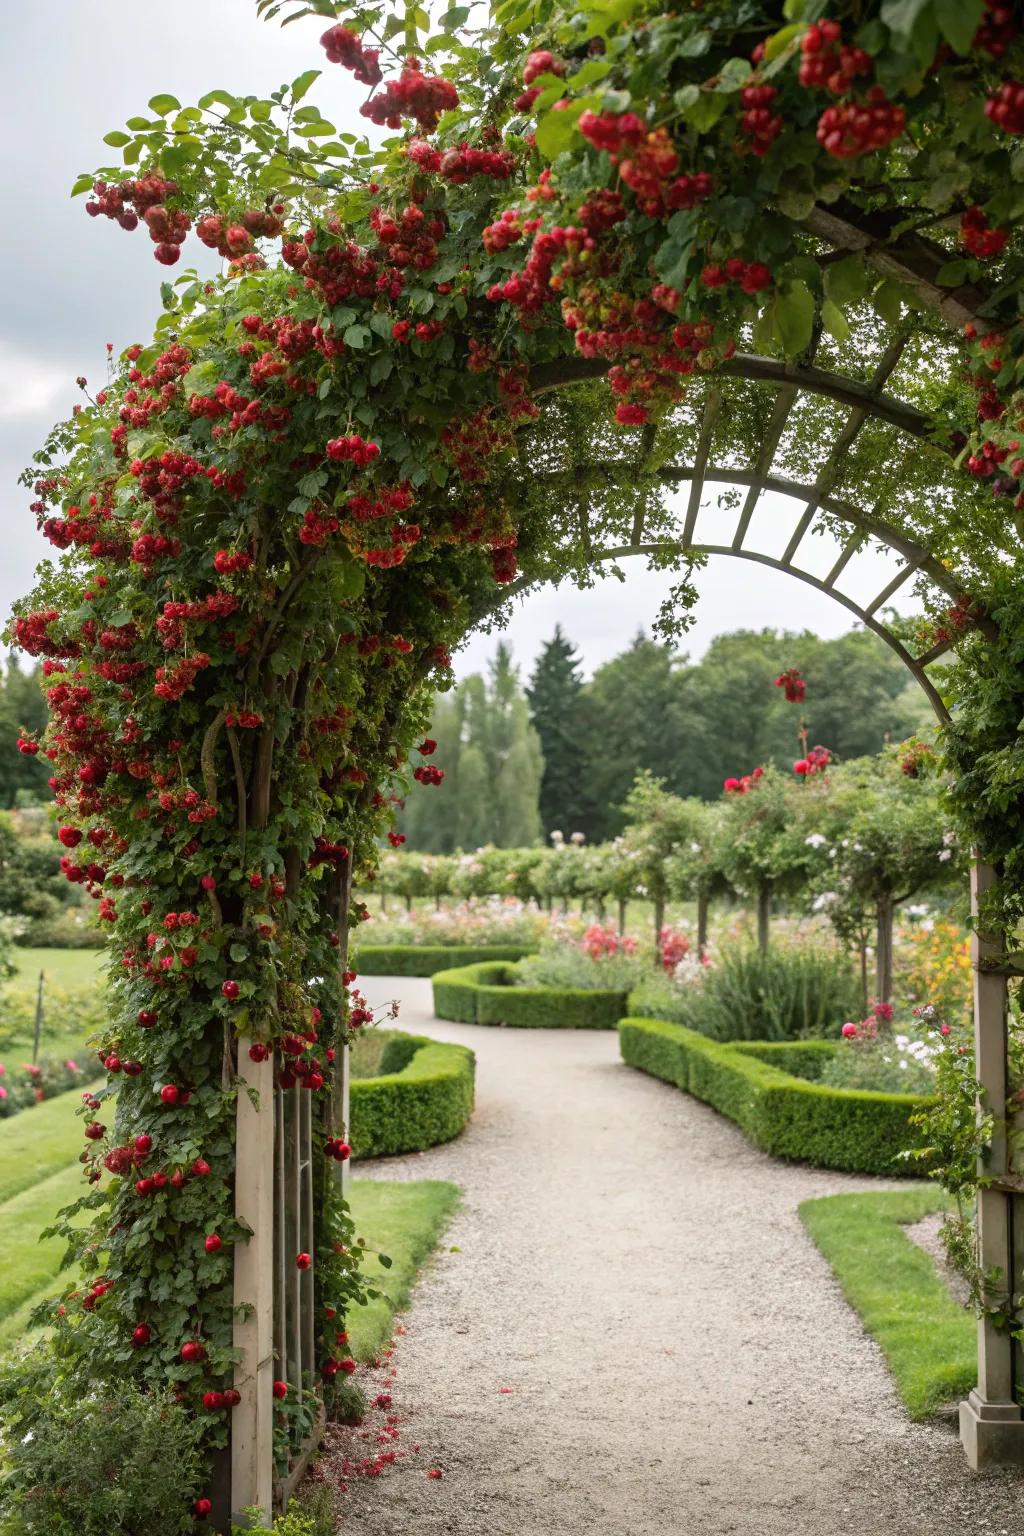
[352,942,533,976]
[432,960,628,1029]
[618,1016,933,1174]
[349,1028,475,1157]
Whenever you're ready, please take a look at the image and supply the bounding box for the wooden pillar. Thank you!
[231,1039,276,1522]
[959,859,1024,1466]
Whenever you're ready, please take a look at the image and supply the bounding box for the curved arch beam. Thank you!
[491,539,951,723]
[530,351,940,443]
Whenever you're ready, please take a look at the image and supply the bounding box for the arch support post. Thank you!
[231,1040,276,1523]
[959,860,1024,1467]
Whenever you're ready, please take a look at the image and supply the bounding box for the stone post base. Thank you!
[960,1390,1024,1468]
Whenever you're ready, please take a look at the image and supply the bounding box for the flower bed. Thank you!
[349,1029,475,1157]
[0,1056,89,1118]
[618,1016,932,1174]
[432,961,629,1029]
[353,942,534,977]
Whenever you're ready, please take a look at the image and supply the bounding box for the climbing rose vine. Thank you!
[11,0,1024,1514]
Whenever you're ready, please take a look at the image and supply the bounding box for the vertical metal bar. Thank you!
[284,1088,303,1408]
[231,1039,276,1524]
[274,1085,286,1381]
[300,1087,315,1381]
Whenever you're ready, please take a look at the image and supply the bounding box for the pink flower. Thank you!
[841,1022,858,1039]
[873,1001,894,1022]
[0,1086,8,1100]
[65,1060,80,1072]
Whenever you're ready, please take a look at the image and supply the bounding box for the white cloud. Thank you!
[0,342,75,423]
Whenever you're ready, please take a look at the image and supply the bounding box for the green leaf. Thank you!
[343,324,371,349]
[678,89,728,131]
[291,68,321,102]
[821,298,850,343]
[765,21,805,58]
[934,0,982,53]
[775,280,816,356]
[298,470,329,497]
[148,94,182,116]
[678,29,711,57]
[880,0,931,35]
[440,5,471,28]
[230,944,250,963]
[103,131,131,148]
[872,279,903,325]
[823,254,868,306]
[712,56,753,93]
[535,100,585,158]
[71,174,95,197]
[935,259,969,287]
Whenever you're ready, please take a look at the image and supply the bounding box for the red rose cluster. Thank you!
[774,667,806,703]
[360,58,459,132]
[723,766,764,794]
[794,745,832,777]
[320,23,382,85]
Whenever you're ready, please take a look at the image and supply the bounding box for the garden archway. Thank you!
[14,0,1024,1527]
[475,351,1021,1477]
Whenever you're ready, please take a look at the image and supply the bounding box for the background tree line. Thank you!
[396,624,933,849]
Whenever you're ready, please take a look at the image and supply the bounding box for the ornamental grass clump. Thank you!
[636,940,860,1041]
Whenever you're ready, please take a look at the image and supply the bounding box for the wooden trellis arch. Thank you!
[226,341,1022,1525]
[487,346,1024,1471]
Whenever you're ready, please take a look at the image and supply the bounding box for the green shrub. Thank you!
[618,1016,932,1174]
[0,1361,203,1535]
[234,1489,333,1535]
[350,1031,475,1157]
[627,942,859,1041]
[0,980,107,1054]
[517,943,645,993]
[432,961,628,1028]
[352,943,532,976]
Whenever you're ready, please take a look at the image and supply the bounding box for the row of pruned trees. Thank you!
[371,751,963,1003]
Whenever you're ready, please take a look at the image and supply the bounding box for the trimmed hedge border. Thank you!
[353,943,533,977]
[618,1016,934,1175]
[349,1030,475,1157]
[432,961,628,1029]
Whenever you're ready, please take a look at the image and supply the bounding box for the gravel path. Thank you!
[326,978,1024,1535]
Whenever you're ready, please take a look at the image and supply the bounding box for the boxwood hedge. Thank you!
[352,943,533,976]
[432,961,628,1029]
[618,1016,933,1175]
[349,1030,475,1157]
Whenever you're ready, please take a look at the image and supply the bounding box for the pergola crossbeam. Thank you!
[864,552,927,616]
[823,532,864,590]
[732,384,797,551]
[682,387,721,544]
[913,634,955,668]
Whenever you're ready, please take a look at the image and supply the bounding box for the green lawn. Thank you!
[10,947,106,987]
[800,1186,975,1419]
[0,1164,85,1345]
[0,1089,96,1206]
[345,1178,460,1362]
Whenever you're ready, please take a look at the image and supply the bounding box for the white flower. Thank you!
[690,841,702,854]
[937,849,952,862]
[942,829,956,846]
[805,833,827,848]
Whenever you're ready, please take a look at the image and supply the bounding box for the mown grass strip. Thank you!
[0,1089,96,1207]
[799,1186,975,1419]
[346,1179,460,1362]
[0,1163,85,1330]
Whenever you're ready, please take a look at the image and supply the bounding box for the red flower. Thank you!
[273,1380,288,1400]
[296,1251,312,1270]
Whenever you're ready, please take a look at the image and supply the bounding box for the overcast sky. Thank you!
[1,1,916,684]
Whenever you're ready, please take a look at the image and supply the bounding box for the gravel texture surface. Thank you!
[323,978,1024,1535]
